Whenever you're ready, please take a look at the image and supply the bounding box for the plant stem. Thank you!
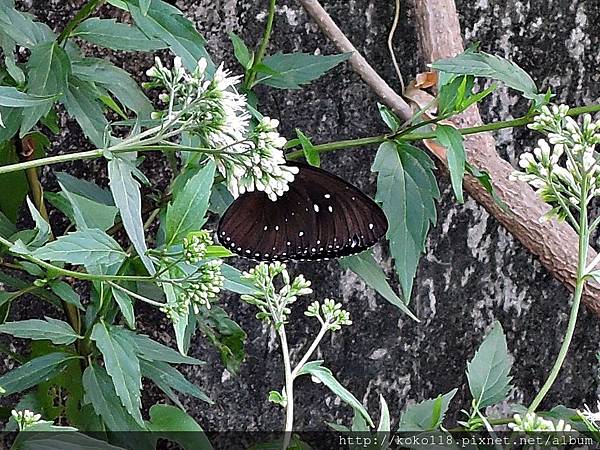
[245,0,277,89]
[57,0,105,45]
[278,326,294,450]
[528,175,589,412]
[106,281,165,308]
[291,322,328,378]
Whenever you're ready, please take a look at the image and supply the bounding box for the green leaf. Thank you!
[436,124,466,203]
[146,404,213,450]
[131,332,204,365]
[25,197,51,247]
[467,321,512,409]
[465,162,508,211]
[12,431,124,450]
[0,317,80,344]
[298,360,374,428]
[91,322,143,425]
[0,210,16,238]
[82,363,146,431]
[62,76,109,147]
[57,183,118,231]
[197,306,246,374]
[111,287,135,329]
[0,2,53,48]
[377,396,391,450]
[258,52,352,89]
[398,389,457,431]
[430,51,542,103]
[73,18,166,51]
[140,359,212,405]
[56,172,114,205]
[378,103,401,132]
[32,229,127,273]
[221,263,256,295]
[165,160,215,246]
[108,154,155,275]
[296,129,320,167]
[128,0,213,73]
[21,41,70,135]
[372,142,439,300]
[48,280,84,310]
[0,140,28,221]
[209,182,233,215]
[0,87,55,107]
[0,106,22,142]
[229,32,253,70]
[72,58,153,119]
[0,352,74,395]
[340,251,419,321]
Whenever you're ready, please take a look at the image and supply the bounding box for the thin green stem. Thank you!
[107,281,165,308]
[57,0,105,45]
[528,176,589,413]
[245,0,277,89]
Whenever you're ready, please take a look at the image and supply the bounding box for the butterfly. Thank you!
[217,162,388,262]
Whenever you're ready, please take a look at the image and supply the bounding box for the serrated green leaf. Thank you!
[57,184,118,232]
[73,18,166,51]
[467,321,512,409]
[465,162,508,211]
[165,160,215,246]
[146,404,212,450]
[82,363,146,431]
[298,360,373,428]
[62,76,109,147]
[431,51,542,103]
[0,3,53,49]
[21,41,70,134]
[258,52,352,89]
[108,154,155,275]
[436,124,466,203]
[91,322,143,425]
[140,359,212,405]
[340,251,419,321]
[55,172,114,205]
[0,317,80,344]
[398,389,457,431]
[296,129,320,167]
[0,140,28,221]
[72,58,153,119]
[0,352,74,395]
[0,87,55,107]
[25,197,51,247]
[128,0,214,73]
[130,332,204,365]
[372,142,439,300]
[32,228,127,273]
[229,32,253,70]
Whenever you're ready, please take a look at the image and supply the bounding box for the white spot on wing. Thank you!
[324,194,331,199]
[299,231,304,236]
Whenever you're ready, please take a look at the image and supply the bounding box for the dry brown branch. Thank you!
[298,0,600,315]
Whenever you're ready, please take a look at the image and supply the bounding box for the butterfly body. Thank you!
[217,162,388,261]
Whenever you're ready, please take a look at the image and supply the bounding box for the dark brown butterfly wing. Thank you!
[217,162,388,261]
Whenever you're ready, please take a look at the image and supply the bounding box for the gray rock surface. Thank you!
[5,0,600,432]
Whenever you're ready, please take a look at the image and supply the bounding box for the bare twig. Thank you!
[387,0,405,92]
[298,0,600,314]
[297,0,413,120]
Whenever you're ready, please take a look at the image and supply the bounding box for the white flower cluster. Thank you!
[508,412,572,432]
[511,105,600,220]
[145,57,298,201]
[12,409,41,430]
[305,298,352,331]
[218,116,299,201]
[580,402,600,430]
[241,262,312,326]
[161,259,224,320]
[183,230,213,264]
